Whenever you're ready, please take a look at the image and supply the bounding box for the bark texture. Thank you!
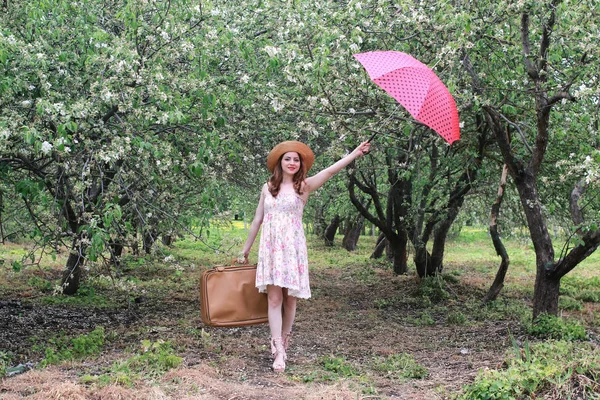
[485,164,510,303]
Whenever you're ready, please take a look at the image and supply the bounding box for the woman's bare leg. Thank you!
[267,285,284,338]
[267,285,285,371]
[281,288,297,351]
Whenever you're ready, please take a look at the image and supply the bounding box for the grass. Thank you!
[458,340,600,399]
[79,340,182,388]
[1,225,599,398]
[372,353,429,380]
[30,327,106,367]
[39,285,118,308]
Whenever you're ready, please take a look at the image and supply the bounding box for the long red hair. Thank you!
[268,154,306,197]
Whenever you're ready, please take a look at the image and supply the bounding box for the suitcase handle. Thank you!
[214,264,253,272]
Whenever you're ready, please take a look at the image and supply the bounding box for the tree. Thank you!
[485,163,511,303]
[0,0,220,293]
[458,0,600,316]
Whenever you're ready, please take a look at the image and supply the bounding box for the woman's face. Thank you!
[280,151,302,176]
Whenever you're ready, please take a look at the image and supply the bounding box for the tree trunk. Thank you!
[109,241,124,269]
[0,188,4,244]
[61,237,86,295]
[131,238,140,256]
[324,215,340,247]
[143,230,157,254]
[485,164,510,303]
[313,205,327,237]
[342,214,364,251]
[389,233,408,274]
[162,234,173,246]
[532,274,560,317]
[414,243,435,278]
[516,175,557,316]
[371,233,386,259]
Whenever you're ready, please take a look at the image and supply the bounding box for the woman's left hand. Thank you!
[352,141,371,158]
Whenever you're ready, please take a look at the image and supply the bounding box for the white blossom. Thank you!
[264,46,280,58]
[41,141,53,154]
[271,98,284,112]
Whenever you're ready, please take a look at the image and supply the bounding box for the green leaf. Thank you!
[215,116,226,128]
[12,260,23,272]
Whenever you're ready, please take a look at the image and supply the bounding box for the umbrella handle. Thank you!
[367,130,378,143]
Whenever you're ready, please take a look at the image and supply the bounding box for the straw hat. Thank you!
[266,141,314,173]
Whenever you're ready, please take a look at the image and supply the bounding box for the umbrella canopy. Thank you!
[354,51,460,144]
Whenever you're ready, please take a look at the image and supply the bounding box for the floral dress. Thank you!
[256,192,311,299]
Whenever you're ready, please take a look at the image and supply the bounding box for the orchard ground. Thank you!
[1,226,599,399]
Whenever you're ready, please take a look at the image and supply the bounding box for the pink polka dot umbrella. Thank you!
[354,51,460,144]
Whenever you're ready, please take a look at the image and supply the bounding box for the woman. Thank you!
[240,140,371,372]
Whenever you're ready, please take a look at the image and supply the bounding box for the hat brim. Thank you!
[266,141,314,173]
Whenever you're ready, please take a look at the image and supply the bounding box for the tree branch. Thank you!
[547,91,576,107]
[570,179,587,226]
[482,106,523,180]
[102,105,119,124]
[497,112,533,154]
[521,12,539,80]
[348,177,388,236]
[538,0,559,79]
[348,172,386,224]
[553,229,600,279]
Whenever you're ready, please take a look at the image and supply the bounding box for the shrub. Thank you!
[468,299,531,323]
[417,276,450,304]
[458,341,600,399]
[372,353,428,380]
[0,352,11,377]
[528,314,586,341]
[447,311,468,325]
[351,265,380,286]
[38,327,105,367]
[561,277,600,303]
[408,311,436,326]
[578,290,600,303]
[124,340,183,378]
[559,296,583,311]
[442,273,460,284]
[81,340,183,387]
[321,355,357,377]
[40,286,114,308]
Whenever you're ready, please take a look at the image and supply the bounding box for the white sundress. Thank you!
[256,192,311,299]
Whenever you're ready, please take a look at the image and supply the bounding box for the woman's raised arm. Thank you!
[305,141,370,193]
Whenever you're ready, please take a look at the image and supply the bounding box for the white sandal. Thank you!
[270,337,286,373]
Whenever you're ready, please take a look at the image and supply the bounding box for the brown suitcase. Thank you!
[200,264,268,327]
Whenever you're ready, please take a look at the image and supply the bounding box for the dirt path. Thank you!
[0,264,521,399]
